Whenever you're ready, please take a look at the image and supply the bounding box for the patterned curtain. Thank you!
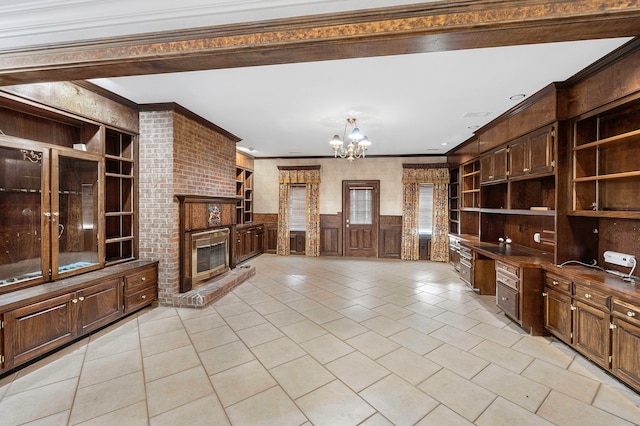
[401,165,450,262]
[277,167,321,256]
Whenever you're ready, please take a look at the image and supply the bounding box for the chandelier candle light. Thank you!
[330,118,371,162]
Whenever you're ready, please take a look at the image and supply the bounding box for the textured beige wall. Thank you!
[253,156,447,216]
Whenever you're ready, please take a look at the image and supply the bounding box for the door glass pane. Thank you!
[350,188,372,224]
[57,155,99,274]
[0,146,44,286]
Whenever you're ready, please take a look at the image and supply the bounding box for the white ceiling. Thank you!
[0,1,632,157]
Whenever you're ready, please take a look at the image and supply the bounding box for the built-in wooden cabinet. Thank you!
[509,126,554,180]
[235,167,253,224]
[495,260,544,334]
[461,160,480,209]
[0,260,157,374]
[542,269,640,392]
[449,167,460,234]
[480,146,507,184]
[235,223,264,263]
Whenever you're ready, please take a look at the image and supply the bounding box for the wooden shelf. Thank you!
[568,210,640,219]
[573,128,640,151]
[481,208,555,216]
[573,170,640,183]
[462,170,481,177]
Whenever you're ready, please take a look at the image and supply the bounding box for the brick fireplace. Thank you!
[136,103,254,308]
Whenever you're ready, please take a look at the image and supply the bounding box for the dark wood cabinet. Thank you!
[509,127,554,179]
[480,147,507,184]
[0,260,157,374]
[495,260,544,334]
[542,272,572,344]
[611,316,640,392]
[289,231,305,255]
[573,299,610,369]
[235,224,264,263]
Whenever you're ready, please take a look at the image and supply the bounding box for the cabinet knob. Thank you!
[78,296,85,301]
[141,295,147,299]
[571,305,577,311]
[542,292,548,296]
[552,280,559,286]
[610,323,617,330]
[628,311,636,317]
[71,298,78,303]
[141,277,146,281]
[523,168,530,172]
[584,293,592,299]
[501,296,507,301]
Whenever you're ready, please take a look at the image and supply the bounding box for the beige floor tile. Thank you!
[7,353,84,396]
[301,306,344,324]
[300,333,355,364]
[347,331,401,359]
[352,294,388,309]
[139,315,184,339]
[85,331,141,362]
[146,366,213,417]
[426,344,489,379]
[250,336,306,369]
[189,324,239,353]
[319,296,357,311]
[270,355,335,399]
[411,293,447,306]
[286,297,323,313]
[537,390,634,426]
[259,283,291,296]
[591,384,640,424]
[512,336,575,368]
[428,325,484,351]
[264,308,306,327]
[339,304,380,322]
[372,303,412,320]
[251,299,288,315]
[78,349,142,388]
[211,359,277,407]
[465,308,514,328]
[326,352,390,392]
[467,322,523,347]
[143,345,200,383]
[398,313,446,334]
[271,290,306,304]
[432,311,480,331]
[382,294,418,307]
[521,359,600,403]
[469,340,535,374]
[280,319,327,343]
[322,317,369,340]
[475,397,554,426]
[70,372,145,424]
[389,327,444,355]
[377,348,442,385]
[181,312,225,334]
[199,340,255,376]
[236,290,274,305]
[296,380,375,426]
[418,369,496,422]
[175,305,217,320]
[226,386,307,426]
[415,404,473,426]
[360,374,438,426]
[140,328,191,357]
[236,321,284,347]
[472,364,550,412]
[361,315,409,337]
[435,299,479,315]
[149,395,230,426]
[74,401,148,426]
[0,378,77,426]
[214,301,254,318]
[224,310,267,331]
[27,410,70,426]
[136,307,177,324]
[359,413,395,426]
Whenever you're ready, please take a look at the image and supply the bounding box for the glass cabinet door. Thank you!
[0,143,49,289]
[52,151,102,279]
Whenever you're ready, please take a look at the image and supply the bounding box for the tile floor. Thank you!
[1,254,639,425]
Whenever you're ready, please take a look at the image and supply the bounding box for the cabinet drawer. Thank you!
[125,286,156,314]
[573,282,609,309]
[545,272,571,295]
[495,260,519,278]
[496,271,519,290]
[612,300,640,326]
[497,281,519,320]
[459,259,472,285]
[124,267,157,294]
[459,246,472,261]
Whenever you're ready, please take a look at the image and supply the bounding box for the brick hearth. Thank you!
[171,265,256,308]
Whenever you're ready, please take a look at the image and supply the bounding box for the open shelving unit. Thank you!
[235,166,253,224]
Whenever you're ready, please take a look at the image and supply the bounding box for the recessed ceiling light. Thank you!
[463,112,492,118]
[468,125,480,130]
[440,142,448,146]
[510,94,526,100]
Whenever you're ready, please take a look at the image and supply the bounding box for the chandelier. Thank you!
[329,118,371,162]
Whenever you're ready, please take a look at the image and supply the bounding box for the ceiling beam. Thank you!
[1,0,639,85]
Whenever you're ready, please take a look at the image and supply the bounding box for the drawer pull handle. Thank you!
[141,295,147,299]
[71,298,78,304]
[501,297,507,301]
[141,277,146,281]
[628,311,636,317]
[552,280,559,286]
[584,293,592,299]
[542,292,548,297]
[78,296,85,302]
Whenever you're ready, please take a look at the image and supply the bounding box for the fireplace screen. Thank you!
[191,228,229,284]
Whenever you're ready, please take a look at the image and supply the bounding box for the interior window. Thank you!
[289,185,306,231]
[418,183,434,234]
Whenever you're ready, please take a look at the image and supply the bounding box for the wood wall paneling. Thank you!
[379,215,402,259]
[320,213,342,256]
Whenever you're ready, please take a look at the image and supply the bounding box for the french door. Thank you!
[342,180,379,258]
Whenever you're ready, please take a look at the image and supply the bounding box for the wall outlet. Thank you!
[604,251,636,268]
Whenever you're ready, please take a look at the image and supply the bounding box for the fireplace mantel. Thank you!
[176,194,240,292]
